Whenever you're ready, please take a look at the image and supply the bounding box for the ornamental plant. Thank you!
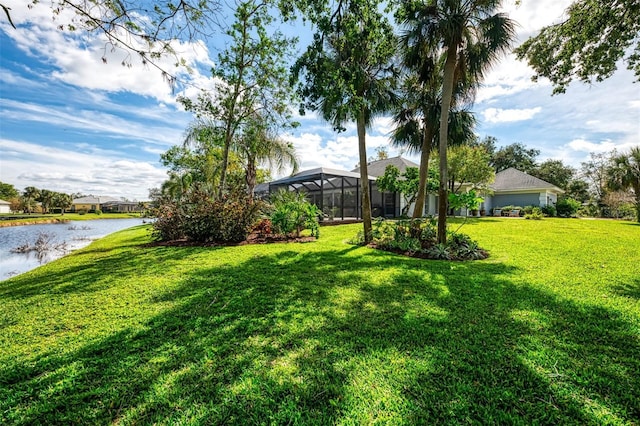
[269,190,320,238]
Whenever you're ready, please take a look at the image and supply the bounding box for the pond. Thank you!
[0,218,149,281]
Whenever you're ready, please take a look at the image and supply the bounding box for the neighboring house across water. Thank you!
[259,158,563,218]
[101,200,146,213]
[71,196,144,213]
[0,199,11,214]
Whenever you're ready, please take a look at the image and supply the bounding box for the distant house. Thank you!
[71,196,144,213]
[101,200,145,213]
[0,199,11,214]
[482,168,564,212]
[71,196,119,213]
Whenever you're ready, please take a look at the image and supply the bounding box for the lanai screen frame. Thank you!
[268,169,374,220]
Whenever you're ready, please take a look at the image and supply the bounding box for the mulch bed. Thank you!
[368,243,489,261]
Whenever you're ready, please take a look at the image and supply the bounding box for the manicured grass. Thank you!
[1,219,638,424]
[0,213,142,226]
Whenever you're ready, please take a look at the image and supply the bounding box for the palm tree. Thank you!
[391,71,477,218]
[182,119,224,194]
[161,172,194,202]
[54,193,73,215]
[39,189,55,214]
[22,186,40,214]
[237,119,299,201]
[293,0,398,242]
[410,0,515,243]
[607,146,640,222]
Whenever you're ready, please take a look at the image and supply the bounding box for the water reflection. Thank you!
[0,218,148,281]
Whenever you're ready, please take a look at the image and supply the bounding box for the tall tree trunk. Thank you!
[246,155,257,203]
[437,46,458,244]
[413,123,434,218]
[218,126,233,199]
[357,110,373,242]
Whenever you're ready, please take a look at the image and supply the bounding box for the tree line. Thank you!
[0,183,78,214]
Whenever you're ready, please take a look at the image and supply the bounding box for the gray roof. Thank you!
[0,199,10,205]
[491,168,564,193]
[352,156,419,177]
[72,196,121,204]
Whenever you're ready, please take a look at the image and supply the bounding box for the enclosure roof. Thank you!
[269,167,374,186]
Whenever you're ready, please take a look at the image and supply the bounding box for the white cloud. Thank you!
[0,99,185,146]
[483,107,542,123]
[566,139,638,154]
[2,0,217,105]
[500,0,570,38]
[0,139,167,199]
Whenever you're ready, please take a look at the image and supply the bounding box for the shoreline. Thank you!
[0,218,71,227]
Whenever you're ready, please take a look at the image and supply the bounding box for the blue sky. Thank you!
[1,0,638,200]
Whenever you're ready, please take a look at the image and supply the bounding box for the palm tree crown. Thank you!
[405,0,515,242]
[608,146,640,222]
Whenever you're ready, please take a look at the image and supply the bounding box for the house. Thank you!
[353,156,421,217]
[101,200,146,213]
[266,167,375,220]
[263,156,420,219]
[71,196,144,213]
[261,158,563,219]
[71,196,120,212]
[0,199,11,214]
[481,168,564,213]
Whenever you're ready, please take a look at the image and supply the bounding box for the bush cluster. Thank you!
[152,190,263,243]
[152,189,322,244]
[556,198,581,217]
[541,204,556,217]
[353,218,488,261]
[525,207,543,220]
[268,190,320,238]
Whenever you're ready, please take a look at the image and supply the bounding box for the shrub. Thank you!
[78,209,87,215]
[363,218,488,261]
[447,231,487,260]
[426,243,451,260]
[269,190,320,238]
[525,207,543,220]
[541,205,557,217]
[252,218,273,238]
[151,200,186,241]
[182,193,262,243]
[152,190,262,243]
[556,198,581,218]
[94,209,102,215]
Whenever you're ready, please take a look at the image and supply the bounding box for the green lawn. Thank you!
[1,218,638,424]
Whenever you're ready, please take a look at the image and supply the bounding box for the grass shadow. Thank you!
[1,241,639,424]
